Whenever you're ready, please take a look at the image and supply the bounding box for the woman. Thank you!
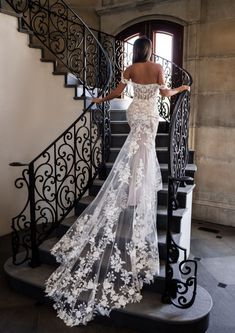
[45,37,190,326]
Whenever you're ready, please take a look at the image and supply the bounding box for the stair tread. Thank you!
[4,256,55,288]
[76,195,188,219]
[111,133,168,137]
[111,133,129,137]
[106,161,196,171]
[4,256,212,325]
[92,179,195,194]
[77,196,186,215]
[40,58,54,63]
[78,197,187,216]
[109,146,194,153]
[117,287,212,324]
[157,205,187,217]
[40,231,170,253]
[159,163,197,171]
[39,237,167,276]
[110,146,168,152]
[111,120,129,124]
[52,71,68,75]
[76,196,187,218]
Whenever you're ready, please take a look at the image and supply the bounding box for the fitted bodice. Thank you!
[121,78,165,120]
[121,78,165,100]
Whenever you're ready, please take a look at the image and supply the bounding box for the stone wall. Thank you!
[95,0,235,226]
[2,0,235,229]
[67,0,101,29]
[192,0,235,226]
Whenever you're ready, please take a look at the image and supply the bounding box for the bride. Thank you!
[45,37,190,326]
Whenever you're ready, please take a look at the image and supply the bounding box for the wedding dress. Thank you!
[45,78,164,326]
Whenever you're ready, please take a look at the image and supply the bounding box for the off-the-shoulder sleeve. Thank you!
[121,73,130,84]
[158,83,167,89]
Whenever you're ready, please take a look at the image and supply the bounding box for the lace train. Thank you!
[45,82,163,326]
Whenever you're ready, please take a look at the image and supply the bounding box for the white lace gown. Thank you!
[45,80,164,326]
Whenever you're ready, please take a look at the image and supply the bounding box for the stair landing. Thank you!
[4,256,212,333]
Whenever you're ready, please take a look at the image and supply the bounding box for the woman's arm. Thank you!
[158,65,190,97]
[92,82,126,104]
[92,68,130,104]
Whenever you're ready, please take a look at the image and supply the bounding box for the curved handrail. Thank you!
[112,38,191,121]
[168,67,192,180]
[163,70,198,308]
[6,0,112,266]
[5,2,197,308]
[6,0,112,98]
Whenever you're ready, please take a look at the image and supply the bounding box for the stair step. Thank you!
[52,70,69,75]
[18,27,34,35]
[108,146,195,164]
[90,180,195,208]
[111,120,130,133]
[41,47,56,62]
[4,256,212,333]
[110,132,169,147]
[39,225,172,266]
[157,205,187,232]
[28,34,44,49]
[108,286,212,333]
[39,235,167,273]
[0,5,205,331]
[110,120,168,134]
[0,1,20,17]
[104,160,196,184]
[110,110,168,129]
[38,233,166,293]
[73,198,186,233]
[65,73,79,86]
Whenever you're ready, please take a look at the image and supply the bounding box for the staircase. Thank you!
[1,0,212,331]
[4,107,212,332]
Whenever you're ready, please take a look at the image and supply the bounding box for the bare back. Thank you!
[124,61,164,85]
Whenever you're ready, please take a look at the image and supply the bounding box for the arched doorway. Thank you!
[114,20,184,120]
[116,20,184,66]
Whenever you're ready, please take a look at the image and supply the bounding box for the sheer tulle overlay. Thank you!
[45,80,164,326]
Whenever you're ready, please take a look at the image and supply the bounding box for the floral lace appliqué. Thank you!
[45,80,162,327]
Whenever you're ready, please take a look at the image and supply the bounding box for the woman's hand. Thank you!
[181,85,191,92]
[92,97,103,104]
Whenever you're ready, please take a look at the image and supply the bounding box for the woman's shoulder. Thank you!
[148,61,163,69]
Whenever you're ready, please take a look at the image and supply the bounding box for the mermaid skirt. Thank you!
[45,105,162,326]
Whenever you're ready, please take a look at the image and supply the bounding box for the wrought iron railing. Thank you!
[4,0,197,307]
[163,72,198,308]
[4,0,112,96]
[99,36,190,121]
[104,40,198,308]
[6,0,112,266]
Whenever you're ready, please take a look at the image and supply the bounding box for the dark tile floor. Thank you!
[190,220,235,333]
[1,220,235,333]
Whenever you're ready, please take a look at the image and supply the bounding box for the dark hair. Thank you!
[132,36,152,63]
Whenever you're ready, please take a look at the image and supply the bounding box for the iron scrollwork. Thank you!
[10,166,31,265]
[163,77,198,308]
[162,176,197,308]
[6,1,197,308]
[5,0,112,97]
[10,109,106,266]
[6,0,112,266]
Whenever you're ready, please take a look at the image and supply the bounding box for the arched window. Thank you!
[116,20,183,66]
